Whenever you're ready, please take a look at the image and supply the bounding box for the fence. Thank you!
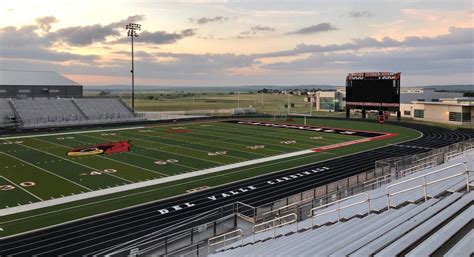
[19,113,146,128]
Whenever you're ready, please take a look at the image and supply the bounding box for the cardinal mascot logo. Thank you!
[67,141,131,157]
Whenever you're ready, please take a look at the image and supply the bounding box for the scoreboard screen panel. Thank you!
[345,72,400,111]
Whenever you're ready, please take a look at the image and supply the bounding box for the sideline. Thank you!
[0,126,146,140]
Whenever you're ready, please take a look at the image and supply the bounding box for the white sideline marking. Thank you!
[0,126,146,140]
[0,148,314,216]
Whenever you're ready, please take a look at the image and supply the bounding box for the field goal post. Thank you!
[272,108,289,122]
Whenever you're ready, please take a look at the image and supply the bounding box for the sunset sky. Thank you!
[0,0,472,87]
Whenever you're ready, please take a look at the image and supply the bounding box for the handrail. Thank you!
[309,193,370,227]
[400,161,436,176]
[445,151,465,161]
[208,229,243,252]
[258,200,302,219]
[253,213,298,242]
[235,201,257,222]
[386,163,468,209]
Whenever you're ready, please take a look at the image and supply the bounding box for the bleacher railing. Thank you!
[252,213,298,242]
[208,229,243,252]
[310,193,370,227]
[386,163,469,209]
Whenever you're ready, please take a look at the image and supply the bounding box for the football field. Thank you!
[0,118,421,236]
[0,119,365,208]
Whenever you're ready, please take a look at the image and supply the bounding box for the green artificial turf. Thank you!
[0,118,420,237]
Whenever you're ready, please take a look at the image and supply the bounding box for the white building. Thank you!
[306,91,345,112]
[401,98,473,125]
[399,88,463,103]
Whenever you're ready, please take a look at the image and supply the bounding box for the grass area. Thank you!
[0,118,420,237]
[103,92,314,113]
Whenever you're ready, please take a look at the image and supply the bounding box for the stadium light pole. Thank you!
[126,23,141,111]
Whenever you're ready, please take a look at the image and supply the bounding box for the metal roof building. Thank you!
[0,70,83,98]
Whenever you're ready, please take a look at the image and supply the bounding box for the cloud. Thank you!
[189,16,228,24]
[288,23,338,35]
[260,27,473,84]
[237,25,276,39]
[35,16,58,32]
[348,11,372,18]
[0,25,98,62]
[1,14,472,86]
[116,29,196,44]
[52,25,119,46]
[51,15,145,46]
[250,25,275,32]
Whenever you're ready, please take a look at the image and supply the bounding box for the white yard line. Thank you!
[0,176,43,201]
[0,152,92,192]
[0,148,315,217]
[0,126,146,140]
[80,133,226,166]
[124,130,270,158]
[126,152,198,172]
[50,137,172,178]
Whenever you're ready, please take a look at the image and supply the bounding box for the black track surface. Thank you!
[1,121,473,256]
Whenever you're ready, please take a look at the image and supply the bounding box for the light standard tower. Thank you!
[126,23,141,111]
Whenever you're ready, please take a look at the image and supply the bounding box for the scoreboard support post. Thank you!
[397,111,401,121]
[346,109,350,118]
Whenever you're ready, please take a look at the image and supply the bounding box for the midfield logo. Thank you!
[67,141,131,157]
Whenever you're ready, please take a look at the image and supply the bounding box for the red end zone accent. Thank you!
[311,133,397,152]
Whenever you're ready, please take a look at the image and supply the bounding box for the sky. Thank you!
[0,0,472,87]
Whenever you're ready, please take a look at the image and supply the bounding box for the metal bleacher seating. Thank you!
[8,98,143,128]
[74,98,136,120]
[14,98,87,127]
[0,99,15,126]
[210,152,474,257]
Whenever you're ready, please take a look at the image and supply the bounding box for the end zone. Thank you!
[311,133,397,152]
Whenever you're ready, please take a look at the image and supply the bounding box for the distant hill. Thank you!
[83,84,337,92]
[83,84,472,93]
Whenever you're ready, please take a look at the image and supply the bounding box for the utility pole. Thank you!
[126,23,141,111]
[237,91,240,108]
[287,92,290,115]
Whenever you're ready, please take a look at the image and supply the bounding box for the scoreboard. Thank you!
[345,72,401,111]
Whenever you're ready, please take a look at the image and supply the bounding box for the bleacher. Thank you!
[0,99,15,126]
[4,98,144,128]
[75,98,135,120]
[210,152,474,257]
